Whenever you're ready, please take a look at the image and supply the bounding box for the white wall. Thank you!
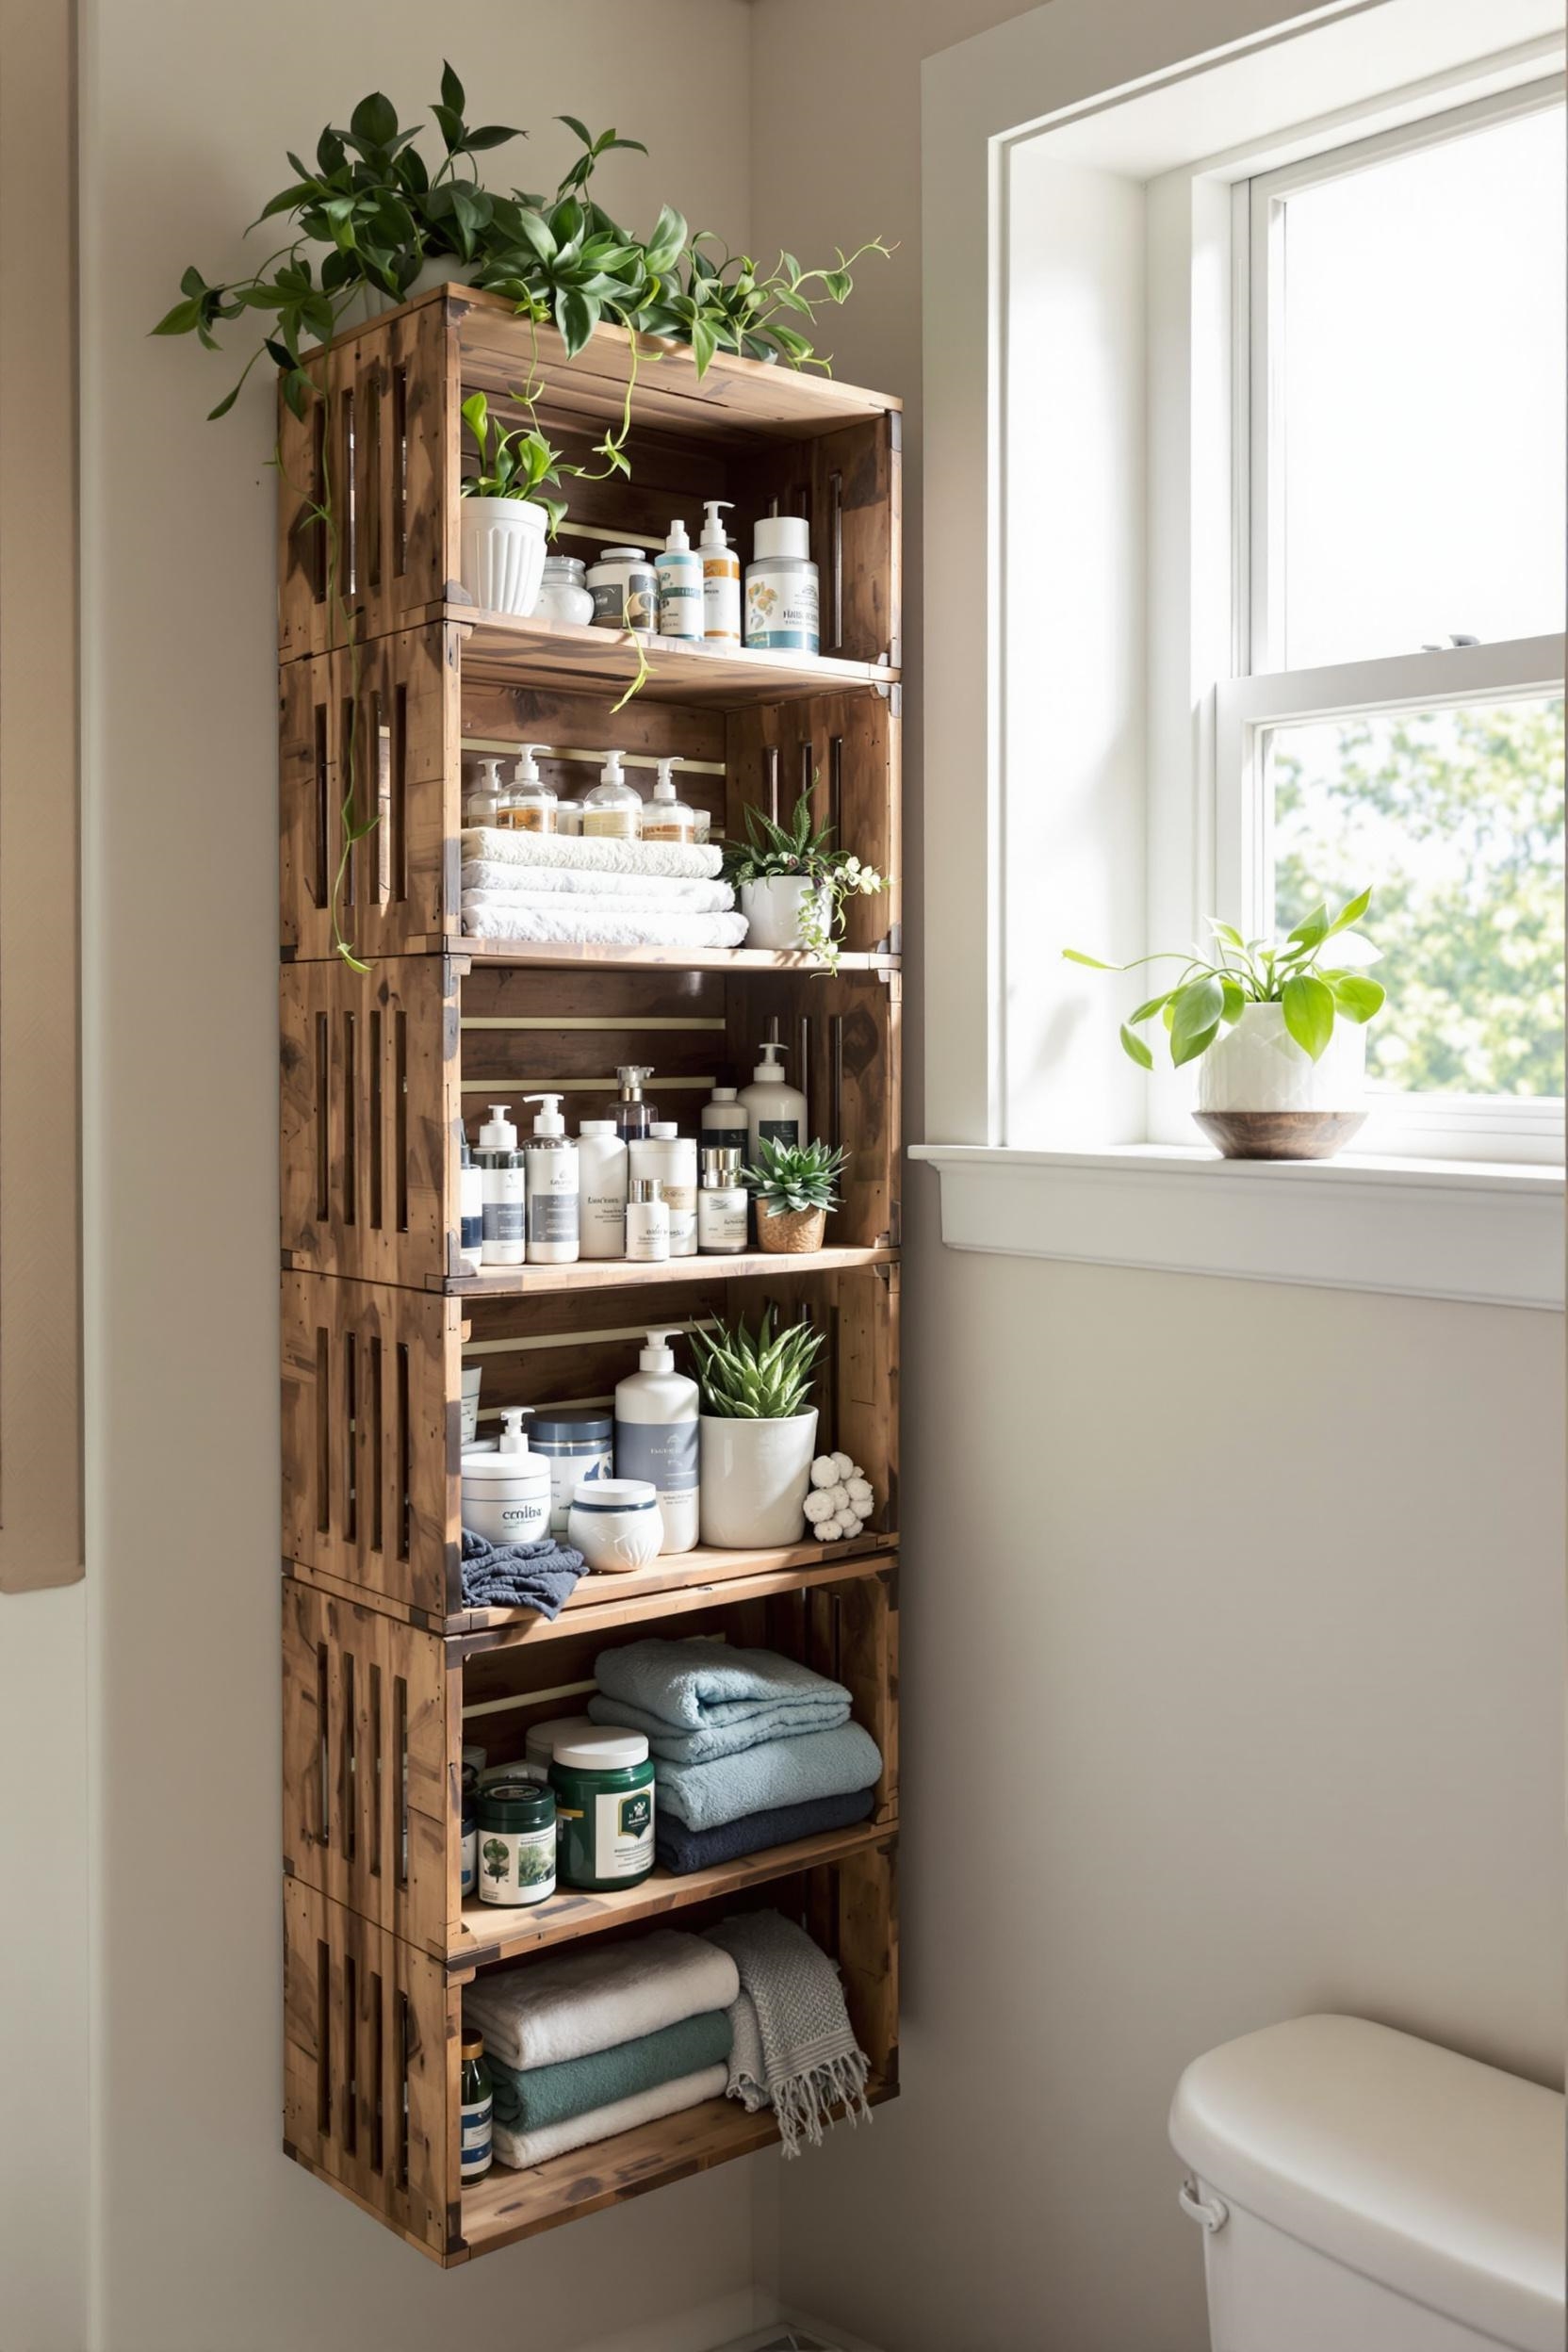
[747,5,1566,2347]
[75,6,770,2348]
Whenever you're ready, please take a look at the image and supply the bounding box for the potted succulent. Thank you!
[724,792,888,968]
[743,1136,845,1254]
[1064,888,1385,1160]
[459,391,566,617]
[692,1310,824,1548]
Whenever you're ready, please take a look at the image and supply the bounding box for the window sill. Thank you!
[907,1144,1564,1310]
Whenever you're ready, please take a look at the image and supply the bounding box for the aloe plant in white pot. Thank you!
[1065,887,1385,1159]
[692,1309,824,1548]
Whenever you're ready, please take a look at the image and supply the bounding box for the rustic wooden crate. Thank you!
[277,294,901,670]
[281,953,899,1285]
[280,626,899,962]
[282,1562,897,1973]
[282,1258,898,1627]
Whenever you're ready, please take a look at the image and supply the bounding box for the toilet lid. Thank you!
[1169,2015,1563,2352]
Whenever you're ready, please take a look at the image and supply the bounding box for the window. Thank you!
[1220,82,1565,1162]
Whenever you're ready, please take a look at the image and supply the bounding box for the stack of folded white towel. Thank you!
[461,829,750,950]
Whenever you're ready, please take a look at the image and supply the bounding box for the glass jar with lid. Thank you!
[536,553,594,628]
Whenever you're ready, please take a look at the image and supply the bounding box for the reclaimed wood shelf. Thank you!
[451,607,899,707]
[278,282,901,2262]
[457,2077,900,2263]
[444,1241,895,1299]
[451,1821,896,1974]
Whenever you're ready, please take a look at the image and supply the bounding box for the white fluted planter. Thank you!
[1194,1004,1367,1159]
[740,876,829,952]
[698,1409,819,1548]
[460,497,548,618]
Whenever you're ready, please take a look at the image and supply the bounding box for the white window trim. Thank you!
[918,0,1565,1303]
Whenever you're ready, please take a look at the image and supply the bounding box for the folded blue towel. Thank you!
[461,1527,585,1617]
[592,1639,852,1762]
[656,1788,875,1876]
[654,1720,883,1834]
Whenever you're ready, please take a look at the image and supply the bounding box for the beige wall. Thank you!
[747,5,1566,2348]
[76,7,767,2348]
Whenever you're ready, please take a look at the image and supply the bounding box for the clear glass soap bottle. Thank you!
[509,743,557,834]
[641,757,696,844]
[581,747,643,840]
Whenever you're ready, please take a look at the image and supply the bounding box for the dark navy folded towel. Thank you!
[654,1787,875,1876]
[460,1527,585,1617]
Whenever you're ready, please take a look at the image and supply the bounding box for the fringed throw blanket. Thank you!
[705,1909,872,2158]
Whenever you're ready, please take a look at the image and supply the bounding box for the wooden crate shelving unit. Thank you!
[278,286,901,2262]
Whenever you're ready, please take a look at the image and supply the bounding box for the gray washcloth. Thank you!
[705,1910,872,2158]
[592,1639,852,1763]
[461,1527,585,1617]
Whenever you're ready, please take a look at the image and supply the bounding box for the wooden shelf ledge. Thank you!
[448,936,900,975]
[450,1821,896,1977]
[446,1241,896,1299]
[449,607,900,708]
[456,2075,898,2261]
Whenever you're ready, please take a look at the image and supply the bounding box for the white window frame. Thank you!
[1218,77,1567,1164]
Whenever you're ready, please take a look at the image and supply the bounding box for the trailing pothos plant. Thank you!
[1064,888,1385,1069]
[722,790,888,971]
[459,390,566,534]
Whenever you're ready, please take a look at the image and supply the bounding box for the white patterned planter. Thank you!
[460,497,547,618]
[1197,1003,1366,1115]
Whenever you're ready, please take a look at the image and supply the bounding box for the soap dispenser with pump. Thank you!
[521,1094,580,1265]
[641,758,696,845]
[738,1028,807,1159]
[611,1065,656,1146]
[699,499,741,645]
[477,1105,526,1267]
[614,1331,698,1554]
[582,747,642,841]
[461,1406,551,1548]
[509,743,557,834]
[465,755,506,829]
[656,516,703,640]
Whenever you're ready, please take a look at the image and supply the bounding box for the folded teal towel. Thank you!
[489,2007,732,2135]
[654,1720,883,1834]
[592,1639,852,1763]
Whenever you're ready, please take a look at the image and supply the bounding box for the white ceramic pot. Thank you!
[460,497,548,618]
[1197,1003,1367,1115]
[568,1479,663,1575]
[740,875,829,953]
[699,1409,819,1549]
[331,255,471,327]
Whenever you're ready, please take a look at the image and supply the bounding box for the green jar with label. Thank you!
[549,1728,655,1890]
[476,1778,557,1907]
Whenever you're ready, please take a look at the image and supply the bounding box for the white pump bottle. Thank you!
[699,499,741,645]
[738,1037,807,1160]
[521,1094,580,1264]
[656,516,704,640]
[641,758,696,845]
[582,747,643,841]
[614,1330,699,1554]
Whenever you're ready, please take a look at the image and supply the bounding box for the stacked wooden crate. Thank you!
[277,287,902,2262]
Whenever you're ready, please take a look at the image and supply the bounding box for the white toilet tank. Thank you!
[1169,2016,1563,2352]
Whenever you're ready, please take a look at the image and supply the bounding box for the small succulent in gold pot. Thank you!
[743,1136,846,1254]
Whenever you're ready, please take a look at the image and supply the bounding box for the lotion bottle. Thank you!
[581,747,642,841]
[641,759,696,845]
[577,1119,629,1259]
[459,1125,483,1274]
[614,1330,698,1553]
[477,1105,526,1267]
[699,1084,749,1156]
[738,1035,807,1159]
[465,756,505,829]
[656,517,704,640]
[521,1094,580,1264]
[625,1178,669,1263]
[629,1121,697,1256]
[699,499,741,645]
[509,743,557,834]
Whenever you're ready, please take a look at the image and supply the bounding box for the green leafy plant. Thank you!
[742,1136,845,1217]
[723,790,888,971]
[1064,888,1385,1068]
[653,237,895,374]
[690,1308,825,1422]
[460,389,566,535]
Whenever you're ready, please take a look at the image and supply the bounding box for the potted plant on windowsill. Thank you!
[724,792,887,969]
[693,1310,824,1548]
[1065,886,1385,1160]
[458,390,566,617]
[743,1136,846,1254]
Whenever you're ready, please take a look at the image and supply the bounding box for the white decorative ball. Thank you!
[810,1456,839,1489]
[817,1517,844,1542]
[804,1490,836,1526]
[840,1513,863,1538]
[831,1450,855,1479]
[846,1479,874,1511]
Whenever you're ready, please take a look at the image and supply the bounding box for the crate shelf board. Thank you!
[287,1537,897,1648]
[457,2076,899,2262]
[445,1242,896,1300]
[448,938,900,976]
[452,1821,896,1976]
[449,608,900,709]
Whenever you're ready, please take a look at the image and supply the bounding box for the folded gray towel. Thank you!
[461,1527,585,1616]
[592,1639,852,1762]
